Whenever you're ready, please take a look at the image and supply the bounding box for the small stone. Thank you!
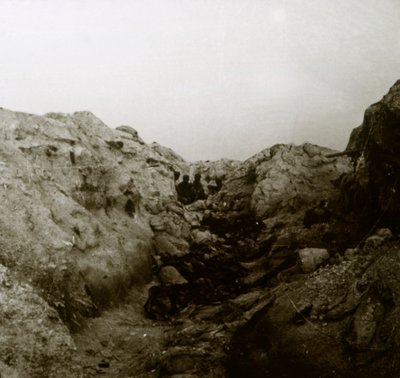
[116,125,139,138]
[150,217,165,231]
[159,265,188,285]
[298,248,329,273]
[376,228,393,240]
[191,229,214,245]
[344,248,357,259]
[363,235,384,250]
[98,360,110,368]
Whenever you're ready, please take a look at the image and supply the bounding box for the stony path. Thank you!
[72,281,274,377]
[73,286,172,377]
[72,209,274,377]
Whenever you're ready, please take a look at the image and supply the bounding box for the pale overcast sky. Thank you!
[1,0,399,161]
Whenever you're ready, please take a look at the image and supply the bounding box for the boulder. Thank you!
[364,229,394,251]
[376,228,393,240]
[249,144,350,219]
[154,235,189,258]
[115,125,143,142]
[298,248,330,273]
[363,235,385,250]
[159,266,188,285]
[204,143,351,244]
[191,229,215,245]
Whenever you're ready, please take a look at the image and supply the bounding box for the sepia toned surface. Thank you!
[1,1,400,377]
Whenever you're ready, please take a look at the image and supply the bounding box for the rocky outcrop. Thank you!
[343,80,400,229]
[200,143,354,276]
[0,108,193,375]
[214,143,350,220]
[4,81,399,377]
[0,109,189,313]
[142,141,357,377]
[0,263,80,377]
[226,81,400,378]
[228,229,400,378]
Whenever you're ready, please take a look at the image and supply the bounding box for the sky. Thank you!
[0,0,400,161]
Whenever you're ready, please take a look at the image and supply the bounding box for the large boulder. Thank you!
[250,144,350,219]
[206,143,350,226]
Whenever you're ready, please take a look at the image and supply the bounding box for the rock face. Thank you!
[0,108,192,375]
[344,80,400,229]
[0,263,79,377]
[0,109,189,312]
[210,143,350,222]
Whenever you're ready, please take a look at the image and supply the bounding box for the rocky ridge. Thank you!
[228,81,400,378]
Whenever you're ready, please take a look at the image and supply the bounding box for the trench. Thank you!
[140,210,272,377]
[72,205,284,377]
